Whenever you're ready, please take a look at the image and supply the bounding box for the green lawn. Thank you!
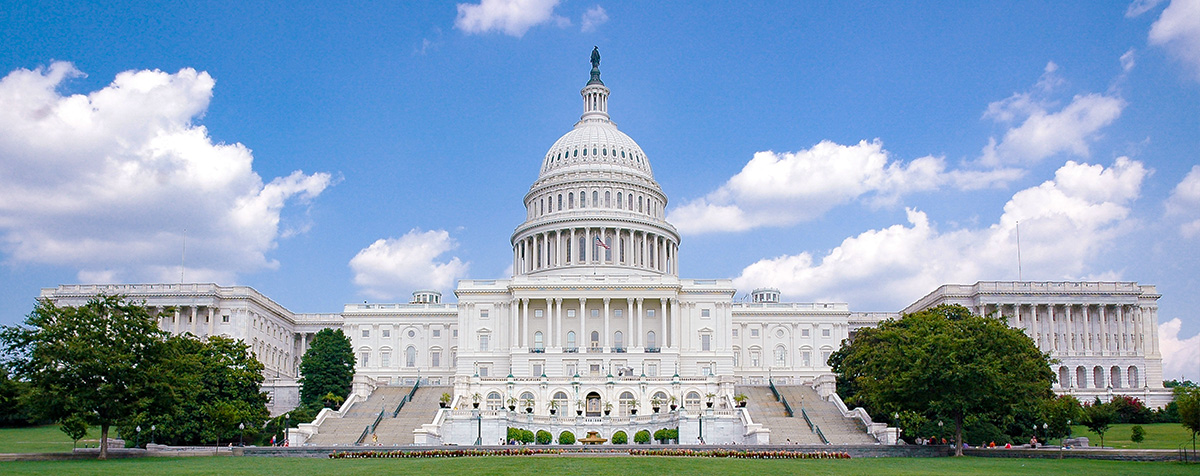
[0,455,1196,476]
[0,425,103,454]
[1062,423,1196,449]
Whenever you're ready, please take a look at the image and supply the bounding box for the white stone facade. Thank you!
[36,52,1174,439]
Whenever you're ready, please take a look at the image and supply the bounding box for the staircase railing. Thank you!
[800,407,815,431]
[392,380,421,417]
[768,379,793,417]
[815,424,830,445]
[356,405,387,445]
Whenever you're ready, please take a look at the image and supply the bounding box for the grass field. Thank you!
[1064,423,1196,449]
[0,455,1197,476]
[0,425,102,454]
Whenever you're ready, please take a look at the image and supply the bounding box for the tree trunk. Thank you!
[954,416,964,457]
[99,423,109,460]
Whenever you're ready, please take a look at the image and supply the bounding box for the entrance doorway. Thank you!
[586,392,601,417]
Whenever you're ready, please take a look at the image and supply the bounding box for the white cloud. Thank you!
[0,62,331,283]
[1149,0,1200,81]
[1166,165,1200,237]
[349,229,469,299]
[668,140,945,234]
[1127,0,1167,17]
[455,0,564,37]
[733,158,1148,310]
[1158,318,1200,382]
[1120,48,1137,73]
[581,5,609,32]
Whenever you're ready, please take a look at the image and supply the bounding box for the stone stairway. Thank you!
[774,385,877,444]
[736,385,823,445]
[371,386,447,445]
[306,386,415,445]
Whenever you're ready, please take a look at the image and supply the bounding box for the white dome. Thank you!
[540,122,654,181]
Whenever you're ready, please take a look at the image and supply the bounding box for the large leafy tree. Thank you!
[1177,385,1200,454]
[118,334,269,446]
[0,296,177,459]
[829,304,1054,456]
[298,328,354,409]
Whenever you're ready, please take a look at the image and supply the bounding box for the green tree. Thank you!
[0,367,32,426]
[828,304,1054,456]
[61,415,88,449]
[611,430,628,444]
[1041,395,1083,440]
[0,296,176,459]
[1130,425,1145,447]
[1081,399,1114,447]
[536,429,552,444]
[118,334,269,446]
[634,429,650,444]
[558,430,575,444]
[1177,385,1200,454]
[299,329,354,409]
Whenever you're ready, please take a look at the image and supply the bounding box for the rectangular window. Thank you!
[535,309,544,318]
[591,309,599,317]
[647,309,655,318]
[701,334,711,351]
[589,363,601,375]
[479,334,489,352]
[647,363,658,376]
[453,329,458,337]
[702,365,713,376]
[567,309,576,317]
[733,351,740,367]
[433,329,440,337]
[480,310,489,318]
[732,329,738,337]
[802,351,811,367]
[751,351,760,367]
[751,328,759,337]
[532,363,543,376]
[222,315,229,323]
[359,351,370,368]
[382,329,390,338]
[822,329,831,338]
[701,309,711,318]
[566,362,577,376]
[614,309,622,317]
[362,329,370,338]
[431,351,441,368]
[802,329,810,337]
[821,351,831,364]
[479,365,489,377]
[380,352,391,367]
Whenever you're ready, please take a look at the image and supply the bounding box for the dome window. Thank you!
[602,148,607,156]
[593,148,597,156]
[583,148,587,156]
[620,150,625,158]
[574,149,578,157]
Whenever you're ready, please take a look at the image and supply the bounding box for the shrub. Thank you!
[1130,425,1145,446]
[611,431,628,444]
[520,429,535,444]
[654,428,677,443]
[536,430,552,445]
[634,429,651,444]
[558,431,575,445]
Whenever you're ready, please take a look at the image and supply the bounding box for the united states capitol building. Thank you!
[40,50,1172,446]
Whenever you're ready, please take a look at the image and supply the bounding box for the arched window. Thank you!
[652,391,668,406]
[583,147,587,156]
[628,194,633,209]
[602,148,607,156]
[567,331,576,351]
[558,194,563,210]
[732,346,740,367]
[1076,366,1087,388]
[578,236,586,261]
[554,391,569,412]
[1110,366,1122,389]
[638,196,643,212]
[617,192,623,209]
[580,190,586,207]
[573,148,578,157]
[646,331,656,349]
[604,237,613,261]
[593,191,598,207]
[605,191,611,207]
[1128,366,1139,388]
[406,345,417,367]
[1093,366,1105,388]
[590,331,600,349]
[774,345,787,367]
[568,192,574,209]
[534,331,544,350]
[1057,366,1069,388]
[684,391,701,408]
[487,391,502,411]
[619,391,635,415]
[614,331,623,350]
[520,391,535,408]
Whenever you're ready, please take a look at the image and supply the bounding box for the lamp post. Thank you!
[893,413,901,440]
[283,412,289,447]
[239,422,245,447]
[1042,422,1048,446]
[150,424,156,445]
[938,420,943,444]
[136,425,141,449]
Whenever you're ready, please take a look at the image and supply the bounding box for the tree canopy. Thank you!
[298,328,354,409]
[829,304,1054,455]
[1178,385,1200,454]
[0,296,176,459]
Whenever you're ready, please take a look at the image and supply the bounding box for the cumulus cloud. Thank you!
[1126,0,1166,17]
[1158,318,1200,381]
[669,140,946,234]
[980,62,1125,166]
[455,0,564,37]
[1148,0,1200,81]
[1166,165,1200,237]
[581,5,609,32]
[733,158,1148,310]
[349,229,469,299]
[0,62,331,283]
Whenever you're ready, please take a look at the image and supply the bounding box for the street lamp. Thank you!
[938,420,944,444]
[150,424,156,445]
[283,412,290,447]
[136,425,141,449]
[474,409,482,445]
[239,422,245,447]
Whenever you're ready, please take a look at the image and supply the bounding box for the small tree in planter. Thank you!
[611,430,628,444]
[705,393,716,408]
[629,398,640,415]
[651,396,663,413]
[558,430,575,445]
[547,399,559,415]
[439,393,452,408]
[536,430,552,445]
[471,393,482,409]
[734,393,748,408]
[669,395,678,411]
[507,396,517,411]
[634,429,651,444]
[575,400,584,416]
[604,401,613,416]
[524,397,535,413]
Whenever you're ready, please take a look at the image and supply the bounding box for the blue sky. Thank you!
[1,1,1197,379]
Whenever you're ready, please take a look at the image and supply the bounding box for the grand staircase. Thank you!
[737,384,877,445]
[305,385,447,446]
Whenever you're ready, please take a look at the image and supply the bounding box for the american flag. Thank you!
[594,236,610,250]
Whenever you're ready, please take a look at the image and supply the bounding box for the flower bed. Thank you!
[329,448,564,459]
[627,449,851,459]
